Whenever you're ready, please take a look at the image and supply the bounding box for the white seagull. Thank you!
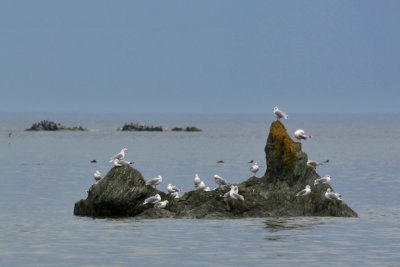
[170,192,179,199]
[197,181,206,190]
[325,188,342,201]
[194,174,201,187]
[154,200,168,209]
[146,175,162,188]
[250,162,259,175]
[93,170,102,182]
[273,107,288,120]
[296,185,311,197]
[167,184,180,193]
[294,129,312,140]
[143,194,161,205]
[109,148,128,162]
[225,185,244,201]
[113,159,134,167]
[214,174,229,188]
[307,160,329,169]
[314,175,331,185]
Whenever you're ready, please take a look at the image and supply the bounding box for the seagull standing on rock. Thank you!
[146,175,162,189]
[93,170,102,183]
[314,175,331,185]
[194,174,201,187]
[224,185,244,201]
[325,188,342,201]
[307,160,329,169]
[273,107,288,120]
[170,192,179,199]
[296,185,311,197]
[167,184,180,194]
[294,129,312,140]
[113,159,134,167]
[143,194,161,205]
[214,174,229,188]
[250,162,259,175]
[197,181,206,190]
[109,148,128,162]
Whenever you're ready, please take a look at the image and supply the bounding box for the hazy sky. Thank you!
[1,1,399,115]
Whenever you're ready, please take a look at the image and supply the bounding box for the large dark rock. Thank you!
[74,121,358,218]
[74,166,166,217]
[25,120,88,131]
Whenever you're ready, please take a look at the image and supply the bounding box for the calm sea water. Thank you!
[1,112,400,266]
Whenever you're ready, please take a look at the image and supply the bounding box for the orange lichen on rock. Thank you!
[266,121,302,171]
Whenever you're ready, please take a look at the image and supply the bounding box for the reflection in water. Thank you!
[264,217,326,241]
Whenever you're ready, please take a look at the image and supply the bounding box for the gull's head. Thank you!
[122,148,128,153]
[305,185,310,189]
[155,194,160,198]
[326,188,332,193]
[273,107,278,111]
[168,184,172,187]
[165,200,169,204]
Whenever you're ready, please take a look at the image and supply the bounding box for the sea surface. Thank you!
[1,112,400,266]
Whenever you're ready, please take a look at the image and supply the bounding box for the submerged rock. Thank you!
[74,121,358,218]
[25,120,88,131]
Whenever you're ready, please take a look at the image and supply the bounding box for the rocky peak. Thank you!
[265,121,314,184]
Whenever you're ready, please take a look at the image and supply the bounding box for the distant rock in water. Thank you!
[172,126,202,132]
[25,120,88,131]
[74,121,358,219]
[121,123,167,132]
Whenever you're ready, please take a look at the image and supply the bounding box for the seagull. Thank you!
[154,200,168,209]
[273,107,288,120]
[296,185,311,197]
[8,132,12,138]
[197,181,206,190]
[204,186,211,192]
[194,174,201,187]
[314,175,331,185]
[113,159,134,167]
[294,129,312,140]
[109,148,128,162]
[225,185,244,201]
[170,192,179,199]
[214,174,229,188]
[90,160,97,163]
[93,170,102,182]
[250,162,259,175]
[143,194,161,205]
[325,188,342,201]
[217,160,224,164]
[146,175,162,188]
[307,160,329,169]
[167,184,180,193]
[248,160,254,164]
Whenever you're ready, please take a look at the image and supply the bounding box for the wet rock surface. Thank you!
[74,121,358,218]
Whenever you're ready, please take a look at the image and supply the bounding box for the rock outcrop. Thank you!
[25,120,88,131]
[172,126,202,132]
[121,123,167,132]
[74,121,358,218]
